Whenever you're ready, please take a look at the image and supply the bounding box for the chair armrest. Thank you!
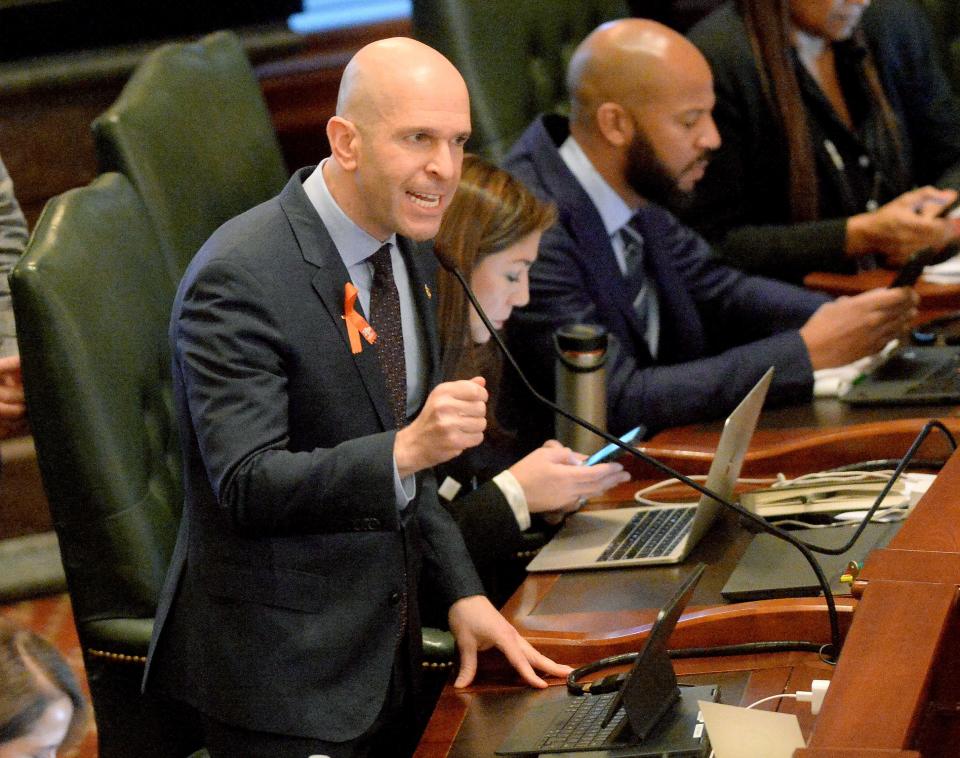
[421,626,455,668]
[82,618,457,670]
[82,617,155,661]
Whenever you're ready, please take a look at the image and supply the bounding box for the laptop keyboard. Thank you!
[537,691,627,751]
[597,507,695,562]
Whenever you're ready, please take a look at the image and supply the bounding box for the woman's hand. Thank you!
[846,186,960,266]
[508,439,631,516]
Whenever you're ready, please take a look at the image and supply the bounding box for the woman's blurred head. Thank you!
[0,621,87,758]
[435,154,556,354]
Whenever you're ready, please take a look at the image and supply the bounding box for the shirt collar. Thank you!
[302,159,397,266]
[558,135,635,236]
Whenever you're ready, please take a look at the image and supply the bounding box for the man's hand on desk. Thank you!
[800,287,918,370]
[448,595,572,689]
[846,186,960,266]
[395,377,488,478]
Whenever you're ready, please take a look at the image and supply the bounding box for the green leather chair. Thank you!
[92,30,288,279]
[918,0,960,95]
[10,173,202,757]
[412,0,628,160]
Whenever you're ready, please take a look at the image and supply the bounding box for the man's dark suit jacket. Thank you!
[502,115,830,439]
[145,168,484,742]
[684,0,960,281]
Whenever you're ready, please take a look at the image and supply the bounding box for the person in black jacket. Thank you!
[683,0,960,282]
[432,155,629,602]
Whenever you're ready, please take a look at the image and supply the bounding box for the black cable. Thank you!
[824,457,950,473]
[568,641,830,694]
[795,419,956,556]
[669,641,827,658]
[443,263,843,661]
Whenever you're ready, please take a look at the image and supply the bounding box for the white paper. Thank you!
[699,700,805,758]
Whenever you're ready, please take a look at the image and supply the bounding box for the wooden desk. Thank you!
[417,656,833,758]
[639,398,960,476]
[416,485,853,756]
[804,269,960,321]
[417,451,960,757]
[797,450,960,757]
[500,506,846,666]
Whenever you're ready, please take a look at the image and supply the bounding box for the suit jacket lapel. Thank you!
[526,117,655,361]
[567,209,653,350]
[279,170,394,430]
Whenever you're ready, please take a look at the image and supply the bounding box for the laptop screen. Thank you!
[600,563,706,738]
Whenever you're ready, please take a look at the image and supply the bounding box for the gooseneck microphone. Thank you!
[438,258,845,658]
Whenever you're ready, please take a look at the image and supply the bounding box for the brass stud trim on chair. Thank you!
[86,648,148,664]
[87,647,455,670]
[421,660,455,670]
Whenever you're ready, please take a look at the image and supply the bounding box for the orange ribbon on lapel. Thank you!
[343,282,377,355]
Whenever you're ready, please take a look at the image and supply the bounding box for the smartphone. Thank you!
[930,196,960,219]
[889,197,960,288]
[584,426,642,466]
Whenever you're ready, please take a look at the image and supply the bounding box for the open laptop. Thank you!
[497,564,716,757]
[526,368,773,572]
[841,345,960,405]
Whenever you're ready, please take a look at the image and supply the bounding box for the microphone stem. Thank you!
[450,266,842,659]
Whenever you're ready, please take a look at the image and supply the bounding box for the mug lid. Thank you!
[555,323,607,352]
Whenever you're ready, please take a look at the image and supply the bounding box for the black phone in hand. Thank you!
[889,198,960,288]
[888,245,951,287]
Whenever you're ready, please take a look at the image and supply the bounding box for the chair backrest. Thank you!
[92,30,288,279]
[11,172,180,631]
[413,0,628,161]
[918,0,960,95]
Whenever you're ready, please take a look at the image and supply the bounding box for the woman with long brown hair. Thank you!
[432,155,629,597]
[683,0,960,283]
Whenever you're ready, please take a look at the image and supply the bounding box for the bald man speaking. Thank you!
[145,38,568,757]
[503,19,916,439]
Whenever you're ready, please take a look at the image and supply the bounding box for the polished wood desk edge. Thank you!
[855,549,960,593]
[804,269,960,307]
[806,580,957,751]
[499,597,854,666]
[639,417,960,469]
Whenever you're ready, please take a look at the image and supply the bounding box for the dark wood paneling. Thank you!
[0,18,411,227]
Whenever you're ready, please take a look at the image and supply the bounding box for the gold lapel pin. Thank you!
[424,284,432,299]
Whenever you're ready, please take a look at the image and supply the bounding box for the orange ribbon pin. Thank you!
[343,282,377,354]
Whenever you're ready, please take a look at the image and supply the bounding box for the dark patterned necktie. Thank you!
[369,244,407,428]
[620,221,660,356]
